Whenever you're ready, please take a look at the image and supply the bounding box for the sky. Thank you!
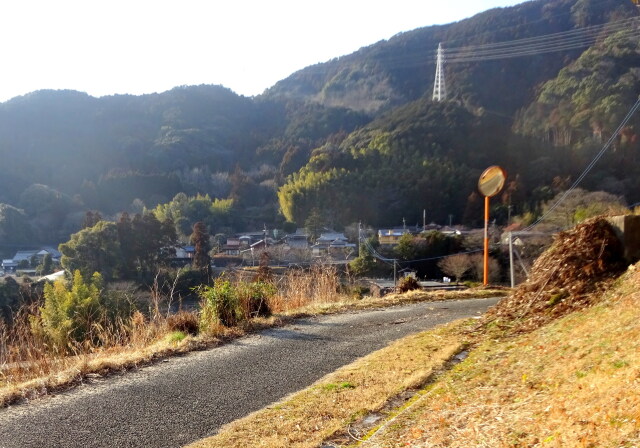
[0,0,525,103]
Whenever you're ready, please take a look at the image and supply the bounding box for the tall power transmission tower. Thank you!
[432,43,447,102]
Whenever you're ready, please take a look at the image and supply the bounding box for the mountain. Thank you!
[0,0,638,245]
[265,0,636,116]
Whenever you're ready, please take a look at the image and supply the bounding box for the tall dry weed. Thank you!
[1,265,345,395]
[0,304,58,385]
[270,264,342,312]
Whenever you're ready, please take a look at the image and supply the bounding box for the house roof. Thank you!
[378,228,411,237]
[12,247,62,262]
[40,247,62,258]
[317,233,348,242]
[286,234,308,240]
[329,241,356,248]
[12,250,39,262]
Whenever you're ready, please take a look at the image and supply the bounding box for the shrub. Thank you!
[199,278,242,328]
[238,281,275,319]
[33,270,104,352]
[397,276,420,293]
[166,331,186,343]
[166,310,199,335]
[342,284,370,299]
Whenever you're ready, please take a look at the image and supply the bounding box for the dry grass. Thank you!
[272,286,507,317]
[268,264,344,312]
[0,265,501,407]
[187,220,639,448]
[485,217,626,334]
[0,308,214,406]
[356,266,640,448]
[185,319,474,448]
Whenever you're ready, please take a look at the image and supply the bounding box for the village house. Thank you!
[221,238,241,256]
[284,230,309,249]
[2,247,62,273]
[174,246,195,259]
[377,228,412,246]
[311,232,355,256]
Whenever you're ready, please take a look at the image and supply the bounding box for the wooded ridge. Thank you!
[0,0,638,246]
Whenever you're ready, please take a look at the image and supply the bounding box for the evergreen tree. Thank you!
[190,222,211,274]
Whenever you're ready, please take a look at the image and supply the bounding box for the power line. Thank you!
[445,16,638,55]
[286,14,639,77]
[440,0,636,48]
[444,18,640,63]
[525,96,640,230]
[360,235,494,266]
[445,32,640,63]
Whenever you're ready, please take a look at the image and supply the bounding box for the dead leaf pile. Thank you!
[484,217,626,333]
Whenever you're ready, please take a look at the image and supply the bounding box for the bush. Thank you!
[341,284,370,299]
[33,270,104,352]
[199,277,276,329]
[166,310,199,335]
[199,278,242,328]
[166,331,186,343]
[238,281,274,319]
[397,276,420,293]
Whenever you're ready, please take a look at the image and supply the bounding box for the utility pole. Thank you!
[393,259,397,288]
[263,224,267,246]
[358,221,362,256]
[509,231,515,288]
[432,43,447,102]
[423,209,426,232]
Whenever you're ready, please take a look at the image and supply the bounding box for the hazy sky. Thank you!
[0,0,525,102]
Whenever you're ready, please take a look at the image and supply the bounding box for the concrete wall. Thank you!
[606,215,640,263]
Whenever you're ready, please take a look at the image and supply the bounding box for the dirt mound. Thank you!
[485,217,626,333]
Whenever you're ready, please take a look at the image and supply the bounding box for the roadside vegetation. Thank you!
[359,274,640,447]
[186,217,640,448]
[0,263,504,407]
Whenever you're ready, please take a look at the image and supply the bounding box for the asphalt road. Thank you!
[0,297,499,448]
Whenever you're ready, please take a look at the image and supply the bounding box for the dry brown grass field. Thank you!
[356,267,640,448]
[189,273,639,448]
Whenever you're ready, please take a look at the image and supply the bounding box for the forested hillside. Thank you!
[0,0,637,247]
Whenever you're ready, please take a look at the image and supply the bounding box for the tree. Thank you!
[540,189,627,229]
[0,204,33,245]
[438,254,472,282]
[35,270,104,352]
[394,233,424,261]
[129,213,177,276]
[190,222,211,274]
[37,253,54,276]
[152,193,233,239]
[116,212,135,277]
[59,221,122,280]
[304,208,326,243]
[0,277,22,322]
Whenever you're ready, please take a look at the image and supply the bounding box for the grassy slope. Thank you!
[360,266,640,448]
[188,268,640,448]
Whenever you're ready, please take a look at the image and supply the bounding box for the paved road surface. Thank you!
[0,297,499,448]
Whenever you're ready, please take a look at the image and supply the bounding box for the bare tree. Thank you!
[438,254,472,282]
